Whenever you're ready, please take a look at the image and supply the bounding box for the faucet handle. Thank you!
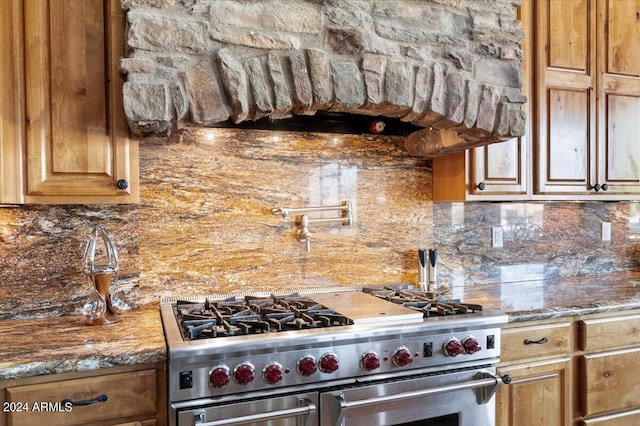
[305,234,312,252]
[296,215,313,252]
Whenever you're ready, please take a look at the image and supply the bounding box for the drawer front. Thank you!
[6,369,157,426]
[581,348,640,417]
[579,313,640,351]
[500,321,572,362]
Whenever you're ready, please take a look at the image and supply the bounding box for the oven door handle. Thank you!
[193,398,316,426]
[333,372,503,424]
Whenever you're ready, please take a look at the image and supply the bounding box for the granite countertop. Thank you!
[0,303,166,381]
[2,273,640,382]
[463,272,640,323]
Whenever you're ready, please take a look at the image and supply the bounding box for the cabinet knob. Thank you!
[116,179,129,190]
[601,183,609,191]
[477,182,486,191]
[592,183,602,192]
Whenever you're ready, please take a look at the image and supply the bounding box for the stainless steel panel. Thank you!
[320,368,498,426]
[176,393,319,426]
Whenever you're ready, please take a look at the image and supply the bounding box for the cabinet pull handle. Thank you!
[62,393,108,406]
[523,337,548,345]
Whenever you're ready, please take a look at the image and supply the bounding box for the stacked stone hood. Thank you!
[120,0,525,156]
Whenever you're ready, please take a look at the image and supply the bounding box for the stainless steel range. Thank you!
[160,285,510,426]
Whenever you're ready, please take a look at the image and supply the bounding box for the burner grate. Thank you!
[175,293,353,340]
[364,286,483,317]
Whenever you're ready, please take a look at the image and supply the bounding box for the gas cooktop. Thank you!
[161,285,509,419]
[173,293,353,341]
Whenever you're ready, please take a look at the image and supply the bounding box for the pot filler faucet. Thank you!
[271,200,352,252]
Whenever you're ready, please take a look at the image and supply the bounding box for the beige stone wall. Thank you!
[121,0,525,148]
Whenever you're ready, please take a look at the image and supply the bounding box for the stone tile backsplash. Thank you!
[1,128,638,319]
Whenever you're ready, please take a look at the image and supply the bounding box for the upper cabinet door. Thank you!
[21,0,138,204]
[534,0,598,197]
[467,138,529,199]
[596,0,640,195]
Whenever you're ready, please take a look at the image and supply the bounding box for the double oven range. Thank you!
[160,286,510,426]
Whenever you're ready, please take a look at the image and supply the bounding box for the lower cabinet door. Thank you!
[582,347,640,417]
[496,357,571,426]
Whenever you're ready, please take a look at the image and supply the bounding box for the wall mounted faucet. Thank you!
[271,200,352,252]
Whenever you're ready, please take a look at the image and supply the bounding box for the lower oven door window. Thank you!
[177,392,318,426]
[320,369,499,426]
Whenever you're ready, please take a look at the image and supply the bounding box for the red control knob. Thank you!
[209,365,231,388]
[233,363,256,385]
[444,338,465,357]
[360,351,381,371]
[392,347,413,367]
[262,362,284,384]
[319,352,339,374]
[462,336,482,354]
[297,356,318,377]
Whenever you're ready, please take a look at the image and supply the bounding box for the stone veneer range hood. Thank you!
[119,0,525,156]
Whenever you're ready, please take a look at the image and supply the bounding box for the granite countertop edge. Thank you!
[504,300,640,323]
[0,303,167,382]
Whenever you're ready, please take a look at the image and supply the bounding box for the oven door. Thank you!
[176,392,319,426]
[320,369,500,426]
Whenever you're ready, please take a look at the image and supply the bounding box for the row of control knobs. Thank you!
[209,338,481,388]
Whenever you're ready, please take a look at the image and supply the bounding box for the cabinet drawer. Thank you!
[5,369,157,426]
[500,321,572,362]
[581,347,640,417]
[579,313,640,351]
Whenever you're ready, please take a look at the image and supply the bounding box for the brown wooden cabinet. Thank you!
[534,0,640,199]
[433,138,530,201]
[496,310,640,426]
[0,363,166,426]
[0,0,138,204]
[496,319,573,426]
[578,313,640,424]
[434,0,640,202]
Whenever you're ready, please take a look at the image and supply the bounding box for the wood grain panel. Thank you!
[497,358,571,426]
[605,94,640,182]
[484,139,521,182]
[581,348,640,417]
[579,313,640,351]
[548,0,589,71]
[603,0,640,77]
[6,369,157,426]
[500,321,572,363]
[0,0,24,204]
[547,89,589,181]
[49,0,109,175]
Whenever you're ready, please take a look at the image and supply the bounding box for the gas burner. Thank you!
[174,293,353,340]
[364,286,483,317]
